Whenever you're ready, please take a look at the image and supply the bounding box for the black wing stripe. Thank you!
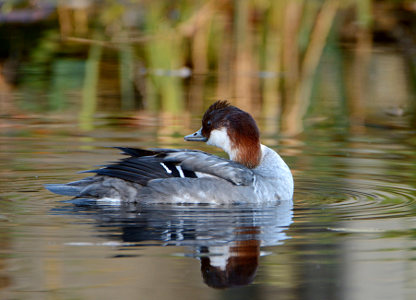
[93,169,149,184]
[164,162,181,177]
[183,169,197,178]
[119,158,167,175]
[104,165,160,179]
[119,158,181,177]
[89,150,198,185]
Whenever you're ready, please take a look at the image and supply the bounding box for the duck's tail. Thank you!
[44,183,83,196]
[45,177,98,197]
[45,176,143,202]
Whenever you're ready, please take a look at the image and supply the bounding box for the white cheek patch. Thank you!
[207,128,231,150]
[207,128,236,160]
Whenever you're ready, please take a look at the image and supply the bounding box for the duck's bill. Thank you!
[184,128,208,142]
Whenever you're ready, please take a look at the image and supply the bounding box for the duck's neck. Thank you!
[229,141,261,169]
[207,127,262,169]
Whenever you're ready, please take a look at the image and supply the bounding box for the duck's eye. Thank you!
[207,120,212,127]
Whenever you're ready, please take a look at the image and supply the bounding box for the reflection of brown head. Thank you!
[200,239,260,289]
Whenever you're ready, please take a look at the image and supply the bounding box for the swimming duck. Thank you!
[46,100,294,204]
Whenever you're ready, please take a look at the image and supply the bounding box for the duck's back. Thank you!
[46,147,257,204]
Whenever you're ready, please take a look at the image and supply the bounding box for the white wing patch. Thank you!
[176,165,185,178]
[160,162,172,174]
[194,172,217,179]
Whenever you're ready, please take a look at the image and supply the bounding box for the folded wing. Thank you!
[87,147,254,186]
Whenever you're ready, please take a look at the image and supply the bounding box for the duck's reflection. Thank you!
[64,199,293,289]
[199,227,260,288]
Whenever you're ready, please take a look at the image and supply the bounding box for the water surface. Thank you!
[0,1,416,298]
[0,111,415,300]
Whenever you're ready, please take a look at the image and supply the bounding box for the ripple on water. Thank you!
[295,178,416,221]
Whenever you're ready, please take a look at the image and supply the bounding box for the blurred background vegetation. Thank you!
[0,0,415,135]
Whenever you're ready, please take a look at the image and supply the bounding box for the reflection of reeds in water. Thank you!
[50,0,414,133]
[80,34,102,131]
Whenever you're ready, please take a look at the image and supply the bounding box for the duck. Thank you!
[46,100,294,204]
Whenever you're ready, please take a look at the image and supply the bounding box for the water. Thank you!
[0,112,415,300]
[1,2,416,298]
